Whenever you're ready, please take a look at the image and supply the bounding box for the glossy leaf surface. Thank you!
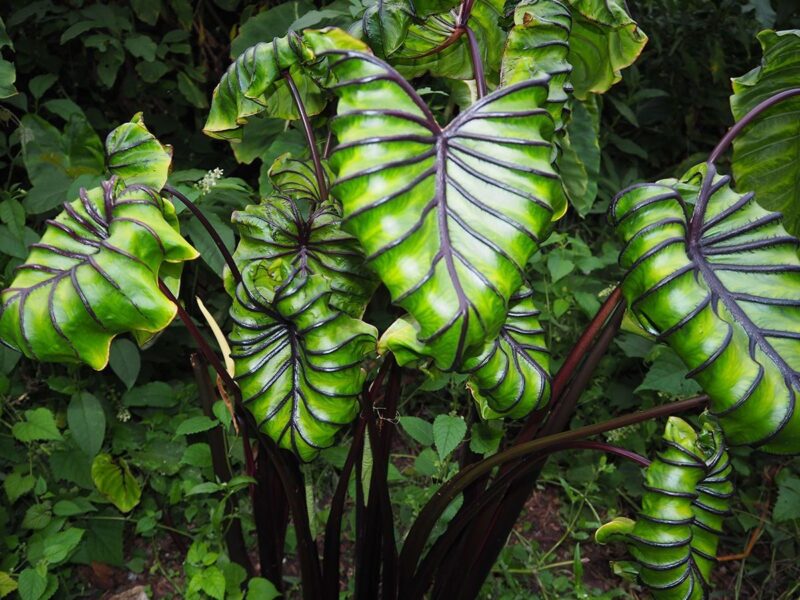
[228,274,377,462]
[204,30,370,140]
[228,166,377,317]
[612,165,800,454]
[462,287,551,419]
[501,0,572,129]
[0,180,198,370]
[320,44,565,370]
[731,30,800,236]
[566,0,647,99]
[596,417,730,599]
[105,113,172,190]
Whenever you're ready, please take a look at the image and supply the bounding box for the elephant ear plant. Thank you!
[3,1,800,597]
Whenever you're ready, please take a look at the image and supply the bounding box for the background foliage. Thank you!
[1,0,800,598]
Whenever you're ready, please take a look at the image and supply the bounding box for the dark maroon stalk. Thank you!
[398,394,709,590]
[411,442,649,599]
[443,302,626,598]
[162,185,241,284]
[355,356,401,600]
[551,286,623,401]
[160,281,323,597]
[283,72,329,201]
[463,25,486,99]
[323,418,367,599]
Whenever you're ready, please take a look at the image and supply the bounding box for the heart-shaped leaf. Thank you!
[314,38,565,370]
[0,179,198,369]
[612,164,800,453]
[91,453,141,513]
[229,273,377,461]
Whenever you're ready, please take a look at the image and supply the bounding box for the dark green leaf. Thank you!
[109,339,141,389]
[731,30,800,236]
[432,414,466,460]
[67,392,105,456]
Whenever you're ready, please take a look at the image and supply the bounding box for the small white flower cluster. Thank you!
[605,424,637,444]
[116,406,131,423]
[195,167,224,195]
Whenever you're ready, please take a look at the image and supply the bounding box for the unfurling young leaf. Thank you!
[596,418,732,599]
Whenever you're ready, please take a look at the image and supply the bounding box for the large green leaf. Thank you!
[314,36,565,370]
[204,30,369,140]
[566,0,647,99]
[500,0,572,130]
[229,164,377,318]
[612,164,800,454]
[105,113,172,190]
[596,418,731,599]
[0,180,198,370]
[387,0,506,83]
[228,274,377,461]
[731,29,800,236]
[462,287,550,419]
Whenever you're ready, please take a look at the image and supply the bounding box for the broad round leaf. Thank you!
[0,180,198,370]
[731,30,800,236]
[612,165,800,454]
[316,41,565,370]
[229,274,377,462]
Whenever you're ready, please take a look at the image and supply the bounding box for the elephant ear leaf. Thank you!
[731,30,800,236]
[596,417,731,598]
[384,0,506,83]
[105,113,172,190]
[230,156,377,317]
[0,180,199,369]
[311,36,565,370]
[228,273,377,462]
[612,164,800,454]
[204,29,370,140]
[501,0,573,130]
[462,287,551,420]
[566,0,647,99]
